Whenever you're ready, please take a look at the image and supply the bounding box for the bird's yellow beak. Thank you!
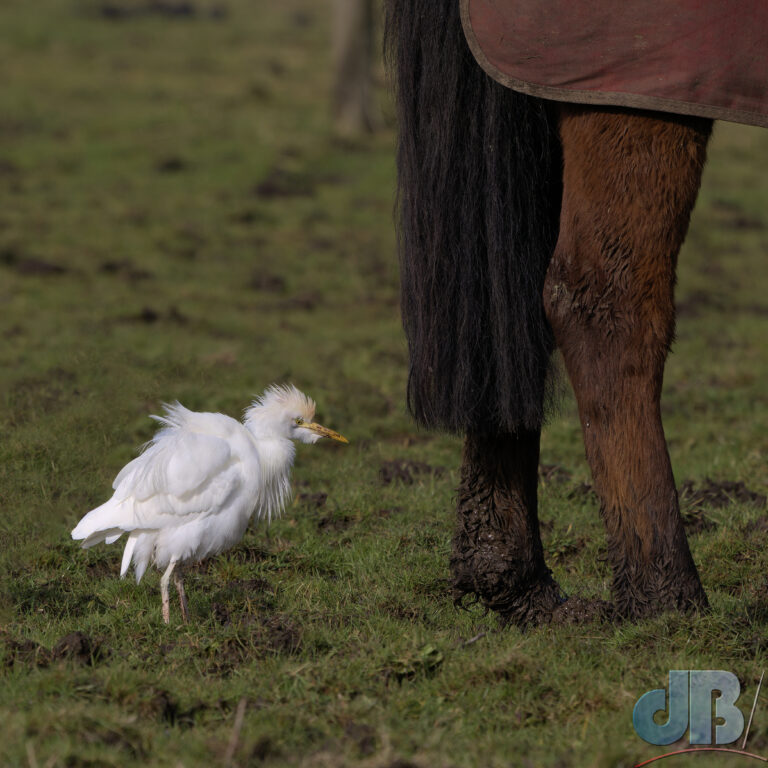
[304,422,349,444]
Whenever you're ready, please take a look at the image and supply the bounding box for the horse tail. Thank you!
[385,0,562,433]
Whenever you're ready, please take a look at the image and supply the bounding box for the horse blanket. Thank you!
[462,0,768,128]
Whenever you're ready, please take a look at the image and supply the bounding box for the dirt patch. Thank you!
[676,291,725,319]
[249,735,276,762]
[139,688,206,727]
[681,508,716,534]
[212,578,277,624]
[307,236,335,251]
[724,215,764,230]
[98,1,228,20]
[3,631,107,668]
[0,158,20,175]
[344,722,376,757]
[249,270,286,293]
[1,247,68,276]
[154,155,188,173]
[230,208,271,226]
[298,492,327,509]
[10,577,109,618]
[744,516,768,535]
[124,305,188,324]
[198,612,301,675]
[561,478,764,522]
[3,324,23,338]
[278,290,322,311]
[51,631,108,664]
[233,544,271,563]
[566,482,596,502]
[253,167,315,199]
[680,478,766,512]
[100,259,153,281]
[538,464,572,484]
[158,225,207,260]
[377,506,402,518]
[548,596,613,626]
[317,514,352,533]
[379,460,443,485]
[382,433,428,450]
[737,303,768,317]
[712,199,766,230]
[252,613,301,654]
[291,9,314,28]
[2,635,51,668]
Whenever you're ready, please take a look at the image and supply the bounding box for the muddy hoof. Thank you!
[452,561,565,628]
[613,588,709,621]
[611,568,710,621]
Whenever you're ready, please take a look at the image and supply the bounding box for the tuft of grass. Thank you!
[1,1,767,766]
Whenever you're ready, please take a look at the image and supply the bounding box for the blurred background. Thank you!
[1,2,767,766]
[0,0,404,534]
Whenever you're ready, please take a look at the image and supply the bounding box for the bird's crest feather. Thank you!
[243,383,316,422]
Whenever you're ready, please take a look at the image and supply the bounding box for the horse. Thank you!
[384,0,768,625]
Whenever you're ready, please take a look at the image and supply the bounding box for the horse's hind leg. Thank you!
[545,106,712,618]
[452,428,563,626]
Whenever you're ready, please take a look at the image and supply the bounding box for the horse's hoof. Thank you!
[612,578,710,621]
[451,557,565,628]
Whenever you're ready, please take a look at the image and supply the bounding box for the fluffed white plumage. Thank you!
[71,384,348,623]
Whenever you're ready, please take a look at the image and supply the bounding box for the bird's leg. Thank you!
[160,559,177,625]
[174,567,189,624]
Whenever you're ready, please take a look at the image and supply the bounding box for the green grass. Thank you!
[1,2,768,766]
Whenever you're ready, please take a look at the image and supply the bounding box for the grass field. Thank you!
[1,2,767,766]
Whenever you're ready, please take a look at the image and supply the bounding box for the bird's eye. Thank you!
[295,418,304,426]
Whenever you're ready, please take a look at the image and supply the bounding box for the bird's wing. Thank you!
[113,430,234,503]
[113,425,243,530]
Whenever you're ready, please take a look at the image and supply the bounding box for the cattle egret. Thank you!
[71,384,348,624]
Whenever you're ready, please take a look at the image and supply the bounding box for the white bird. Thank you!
[71,384,348,624]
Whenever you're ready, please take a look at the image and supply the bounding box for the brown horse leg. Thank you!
[545,106,712,619]
[451,429,563,626]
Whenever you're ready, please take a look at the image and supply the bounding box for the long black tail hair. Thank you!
[385,0,562,434]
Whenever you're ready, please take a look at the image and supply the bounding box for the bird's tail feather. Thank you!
[120,533,139,578]
[71,499,127,545]
[131,534,154,584]
[79,528,124,548]
[73,498,154,583]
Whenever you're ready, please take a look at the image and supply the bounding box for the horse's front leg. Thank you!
[451,428,563,626]
[545,105,712,618]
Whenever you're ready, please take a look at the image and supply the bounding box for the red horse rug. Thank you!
[462,0,768,128]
